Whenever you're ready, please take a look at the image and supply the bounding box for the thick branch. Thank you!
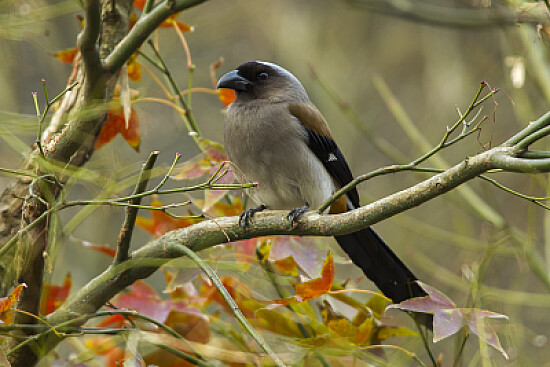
[103,0,208,73]
[77,0,102,93]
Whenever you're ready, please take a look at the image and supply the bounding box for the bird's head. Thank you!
[217,61,308,103]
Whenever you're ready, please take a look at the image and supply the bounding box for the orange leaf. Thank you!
[52,47,78,63]
[204,197,243,217]
[294,252,334,300]
[85,244,116,257]
[160,13,194,32]
[40,273,71,315]
[120,107,141,151]
[127,54,142,82]
[10,283,26,303]
[217,88,235,107]
[95,104,141,152]
[136,196,202,237]
[0,284,26,323]
[273,255,300,277]
[133,0,146,10]
[0,297,11,313]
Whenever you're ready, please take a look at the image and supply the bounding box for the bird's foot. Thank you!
[287,203,309,227]
[239,205,267,230]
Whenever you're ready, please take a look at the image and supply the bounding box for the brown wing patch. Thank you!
[328,195,348,214]
[289,102,334,139]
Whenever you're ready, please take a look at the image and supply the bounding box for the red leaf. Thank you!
[112,280,172,323]
[75,238,116,257]
[133,0,146,10]
[40,274,71,315]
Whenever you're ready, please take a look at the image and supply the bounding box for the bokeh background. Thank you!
[1,0,550,365]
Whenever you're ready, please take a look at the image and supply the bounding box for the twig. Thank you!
[142,0,156,14]
[146,40,202,146]
[479,175,550,211]
[115,151,159,264]
[413,316,437,367]
[453,330,469,367]
[318,82,496,213]
[157,344,214,367]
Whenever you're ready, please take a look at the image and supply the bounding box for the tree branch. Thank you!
[344,0,549,28]
[103,0,208,74]
[77,0,102,93]
[7,103,541,358]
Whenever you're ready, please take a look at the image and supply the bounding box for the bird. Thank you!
[217,61,429,325]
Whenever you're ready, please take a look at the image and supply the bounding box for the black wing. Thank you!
[305,128,360,209]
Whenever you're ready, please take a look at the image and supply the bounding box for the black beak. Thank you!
[216,70,250,92]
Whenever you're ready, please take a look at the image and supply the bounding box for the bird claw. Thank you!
[239,205,267,230]
[287,203,309,227]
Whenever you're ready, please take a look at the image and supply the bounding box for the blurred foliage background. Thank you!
[2,0,550,365]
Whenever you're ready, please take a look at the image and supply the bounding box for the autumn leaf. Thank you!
[51,47,78,63]
[217,88,235,107]
[323,307,375,346]
[112,281,172,324]
[198,196,243,218]
[127,53,142,82]
[266,252,335,308]
[133,0,146,10]
[210,58,236,106]
[390,281,509,359]
[270,236,335,277]
[0,284,27,324]
[173,139,228,180]
[40,273,72,315]
[160,13,194,32]
[201,276,264,319]
[253,307,313,339]
[272,255,300,277]
[136,196,202,237]
[174,139,236,212]
[74,237,117,258]
[85,337,125,367]
[235,238,260,272]
[1,284,26,312]
[295,252,335,300]
[95,102,141,152]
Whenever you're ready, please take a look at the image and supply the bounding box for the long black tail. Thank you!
[335,227,431,327]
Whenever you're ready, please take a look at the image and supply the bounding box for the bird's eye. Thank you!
[257,72,269,81]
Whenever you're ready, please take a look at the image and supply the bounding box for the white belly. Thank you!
[224,103,335,210]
